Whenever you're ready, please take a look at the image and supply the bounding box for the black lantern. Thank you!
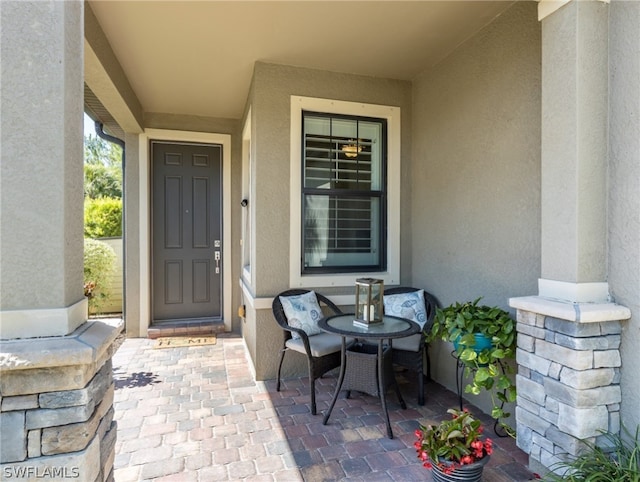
[354,278,384,326]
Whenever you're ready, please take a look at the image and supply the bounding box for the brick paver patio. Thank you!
[111,334,536,481]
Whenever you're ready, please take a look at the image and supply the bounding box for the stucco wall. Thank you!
[1,0,85,312]
[541,0,609,283]
[608,0,640,435]
[411,1,541,414]
[246,63,412,380]
[250,62,413,297]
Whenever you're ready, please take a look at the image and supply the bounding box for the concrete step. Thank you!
[147,319,226,339]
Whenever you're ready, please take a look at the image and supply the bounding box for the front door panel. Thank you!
[152,141,222,322]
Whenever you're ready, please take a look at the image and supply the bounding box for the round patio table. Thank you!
[318,313,420,438]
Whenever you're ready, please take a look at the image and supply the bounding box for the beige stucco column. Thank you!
[1,0,86,338]
[510,0,631,475]
[538,0,609,302]
[0,2,119,479]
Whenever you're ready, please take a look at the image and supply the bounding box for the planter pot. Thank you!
[430,455,490,482]
[453,333,492,353]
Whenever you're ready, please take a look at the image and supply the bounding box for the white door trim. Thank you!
[139,129,232,334]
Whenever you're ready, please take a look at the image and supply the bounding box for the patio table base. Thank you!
[323,340,406,438]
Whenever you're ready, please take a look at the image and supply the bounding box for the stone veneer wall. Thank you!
[0,322,120,482]
[512,299,629,474]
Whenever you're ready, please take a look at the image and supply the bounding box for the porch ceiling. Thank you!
[87,1,516,122]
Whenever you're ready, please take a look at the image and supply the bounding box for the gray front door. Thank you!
[151,141,222,322]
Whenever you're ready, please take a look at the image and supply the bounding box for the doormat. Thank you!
[153,335,217,349]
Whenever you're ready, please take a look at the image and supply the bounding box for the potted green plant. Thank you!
[427,298,517,426]
[414,408,493,482]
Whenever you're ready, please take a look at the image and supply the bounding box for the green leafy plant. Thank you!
[414,408,493,474]
[544,426,640,482]
[428,298,517,425]
[84,162,122,199]
[84,197,122,238]
[83,238,116,313]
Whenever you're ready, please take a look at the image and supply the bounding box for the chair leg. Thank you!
[276,348,286,392]
[418,349,426,405]
[309,375,317,415]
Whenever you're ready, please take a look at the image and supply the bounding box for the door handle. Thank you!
[214,251,221,273]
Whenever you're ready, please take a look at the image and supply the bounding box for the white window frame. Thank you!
[290,96,400,288]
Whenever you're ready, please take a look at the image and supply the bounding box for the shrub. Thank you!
[545,426,640,481]
[83,238,116,313]
[84,197,122,238]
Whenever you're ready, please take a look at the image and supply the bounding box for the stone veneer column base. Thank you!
[509,296,630,475]
[0,321,121,482]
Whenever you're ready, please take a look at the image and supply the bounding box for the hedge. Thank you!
[84,197,122,238]
[83,238,116,313]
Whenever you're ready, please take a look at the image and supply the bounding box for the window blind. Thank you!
[302,112,385,272]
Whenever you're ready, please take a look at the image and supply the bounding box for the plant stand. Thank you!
[452,350,509,437]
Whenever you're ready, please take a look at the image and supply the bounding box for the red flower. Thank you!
[423,461,433,470]
[443,465,455,475]
[415,429,423,438]
[461,455,474,465]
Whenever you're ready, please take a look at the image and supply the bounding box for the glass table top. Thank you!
[319,313,420,339]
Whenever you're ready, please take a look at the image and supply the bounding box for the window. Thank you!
[290,97,400,288]
[302,112,386,273]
